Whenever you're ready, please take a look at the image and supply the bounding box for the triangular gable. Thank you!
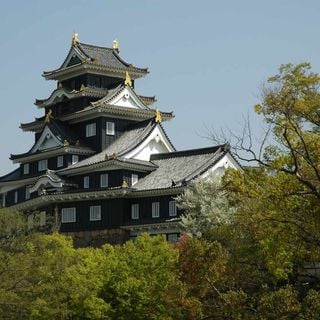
[123,124,175,161]
[200,152,241,180]
[31,126,63,153]
[60,46,87,69]
[102,85,150,110]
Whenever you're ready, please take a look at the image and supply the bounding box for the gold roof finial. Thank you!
[72,32,80,46]
[63,140,69,147]
[125,71,132,87]
[44,109,53,124]
[155,109,162,123]
[113,38,119,50]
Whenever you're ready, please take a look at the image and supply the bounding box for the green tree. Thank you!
[100,233,188,320]
[0,208,110,319]
[177,63,320,319]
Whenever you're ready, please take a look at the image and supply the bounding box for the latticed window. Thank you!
[72,155,79,164]
[61,208,76,223]
[57,155,64,168]
[131,174,138,186]
[167,233,179,243]
[83,176,90,189]
[90,205,101,221]
[169,200,177,217]
[14,191,18,204]
[131,203,139,220]
[23,163,29,175]
[86,123,96,137]
[38,159,48,171]
[106,121,115,135]
[100,174,108,187]
[152,202,160,218]
[25,188,30,200]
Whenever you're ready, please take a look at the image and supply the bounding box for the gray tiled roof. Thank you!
[0,168,21,182]
[133,145,229,191]
[35,87,108,107]
[62,120,156,170]
[78,43,131,70]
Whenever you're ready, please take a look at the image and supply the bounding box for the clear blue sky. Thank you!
[1,0,319,175]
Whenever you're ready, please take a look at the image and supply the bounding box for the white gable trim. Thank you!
[29,176,64,194]
[108,86,149,110]
[31,126,63,153]
[200,152,240,180]
[123,124,175,161]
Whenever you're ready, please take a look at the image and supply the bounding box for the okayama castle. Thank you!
[0,34,239,245]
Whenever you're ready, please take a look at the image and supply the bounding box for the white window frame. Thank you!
[57,155,64,168]
[38,159,48,171]
[100,173,108,188]
[23,163,29,175]
[131,174,138,186]
[152,202,160,218]
[72,155,79,164]
[25,188,30,200]
[167,233,179,243]
[61,208,76,223]
[90,205,101,221]
[131,203,139,220]
[86,123,96,137]
[14,191,18,204]
[106,121,115,135]
[169,200,177,217]
[83,176,90,189]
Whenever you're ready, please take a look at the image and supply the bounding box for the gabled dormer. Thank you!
[10,120,94,174]
[92,84,155,110]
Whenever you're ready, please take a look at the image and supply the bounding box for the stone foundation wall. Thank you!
[63,228,129,247]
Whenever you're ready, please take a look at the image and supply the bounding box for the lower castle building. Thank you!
[0,35,239,245]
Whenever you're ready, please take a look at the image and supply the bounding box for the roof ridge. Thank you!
[150,144,230,160]
[78,42,114,51]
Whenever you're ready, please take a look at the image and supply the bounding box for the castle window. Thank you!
[23,163,29,175]
[61,208,76,223]
[167,233,179,243]
[169,200,177,217]
[152,202,160,218]
[131,174,138,186]
[57,155,64,168]
[14,191,18,204]
[100,173,108,187]
[131,203,139,220]
[38,159,48,171]
[72,155,79,164]
[90,205,101,221]
[86,123,96,137]
[106,121,115,135]
[25,188,30,200]
[83,176,90,189]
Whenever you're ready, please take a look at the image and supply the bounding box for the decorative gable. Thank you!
[123,124,175,161]
[60,47,86,69]
[98,85,150,110]
[31,126,63,153]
